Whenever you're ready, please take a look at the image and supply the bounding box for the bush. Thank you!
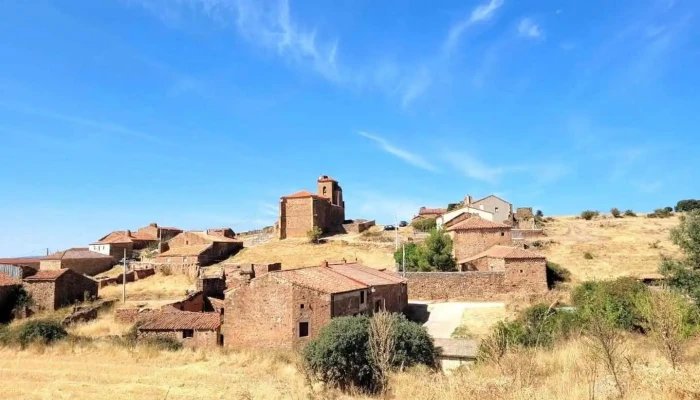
[394,242,421,272]
[583,252,594,260]
[16,320,67,348]
[648,208,672,218]
[143,336,183,351]
[417,229,456,272]
[572,278,649,331]
[611,208,621,218]
[535,210,544,218]
[580,210,599,220]
[665,206,674,213]
[546,261,571,288]
[411,218,437,231]
[624,209,637,217]
[676,199,700,213]
[304,314,436,393]
[306,226,322,243]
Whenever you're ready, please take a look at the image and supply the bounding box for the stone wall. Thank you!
[511,229,545,239]
[342,220,376,234]
[332,289,368,317]
[131,262,200,278]
[373,283,408,313]
[504,259,548,294]
[406,272,507,301]
[451,229,512,261]
[162,292,207,312]
[462,257,505,272]
[138,329,220,348]
[314,198,345,234]
[279,197,313,239]
[40,258,114,276]
[114,308,158,324]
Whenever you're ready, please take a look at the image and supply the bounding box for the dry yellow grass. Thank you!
[453,305,514,339]
[1,335,698,399]
[540,214,681,282]
[99,273,194,301]
[229,237,396,270]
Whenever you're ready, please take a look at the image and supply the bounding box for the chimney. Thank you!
[321,261,329,268]
[126,230,131,236]
[465,195,473,205]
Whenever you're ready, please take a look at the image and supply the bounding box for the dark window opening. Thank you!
[299,322,309,337]
[374,299,384,313]
[218,334,224,346]
[360,291,365,304]
[323,187,327,195]
[300,304,304,309]
[519,269,524,273]
[501,232,505,236]
[183,329,194,338]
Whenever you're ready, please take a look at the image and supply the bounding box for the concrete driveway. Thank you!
[410,301,506,339]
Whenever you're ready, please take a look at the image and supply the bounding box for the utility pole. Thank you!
[46,248,49,256]
[402,242,406,277]
[394,214,399,252]
[122,248,127,304]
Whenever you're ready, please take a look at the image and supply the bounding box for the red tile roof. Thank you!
[326,263,406,286]
[0,274,19,286]
[419,208,447,216]
[45,248,114,260]
[23,269,70,281]
[271,266,368,294]
[93,231,159,245]
[0,257,44,265]
[190,231,241,243]
[458,245,545,264]
[281,190,321,199]
[159,244,212,257]
[139,311,221,331]
[446,217,510,231]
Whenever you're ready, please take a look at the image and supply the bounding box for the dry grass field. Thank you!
[100,273,194,301]
[540,214,681,282]
[1,335,699,399]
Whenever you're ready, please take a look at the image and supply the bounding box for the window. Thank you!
[299,322,309,337]
[501,232,505,236]
[495,207,499,212]
[323,187,327,195]
[300,304,304,309]
[182,329,194,338]
[374,299,385,313]
[360,291,365,304]
[218,334,224,346]
[519,269,524,273]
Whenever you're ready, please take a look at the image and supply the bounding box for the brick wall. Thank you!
[372,283,408,313]
[451,229,512,261]
[163,292,206,312]
[332,290,368,316]
[138,329,220,348]
[39,260,62,270]
[504,259,548,294]
[279,197,314,239]
[406,272,507,301]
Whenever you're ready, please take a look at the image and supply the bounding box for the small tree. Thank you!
[306,226,322,244]
[417,229,456,272]
[624,209,637,217]
[546,261,571,289]
[581,210,599,220]
[411,218,437,231]
[611,208,621,218]
[535,210,544,218]
[669,210,700,267]
[676,199,700,213]
[636,290,699,369]
[393,242,421,272]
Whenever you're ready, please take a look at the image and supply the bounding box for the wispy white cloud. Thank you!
[259,202,279,217]
[445,151,568,184]
[632,179,663,193]
[399,67,432,107]
[358,131,438,172]
[442,0,504,55]
[517,18,543,39]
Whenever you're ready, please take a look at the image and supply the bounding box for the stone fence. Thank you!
[130,262,200,278]
[511,229,545,240]
[406,271,508,301]
[342,220,376,234]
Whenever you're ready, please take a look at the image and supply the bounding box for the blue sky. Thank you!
[1,0,699,256]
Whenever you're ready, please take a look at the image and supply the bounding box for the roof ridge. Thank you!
[323,265,372,288]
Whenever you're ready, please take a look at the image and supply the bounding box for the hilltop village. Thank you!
[0,174,555,356]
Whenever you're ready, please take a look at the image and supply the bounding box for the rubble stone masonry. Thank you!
[138,329,219,348]
[406,272,506,301]
[279,197,314,239]
[451,229,512,261]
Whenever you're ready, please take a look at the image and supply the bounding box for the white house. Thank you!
[436,206,494,229]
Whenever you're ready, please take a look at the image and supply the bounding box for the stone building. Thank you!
[23,269,98,311]
[277,175,346,239]
[436,206,494,228]
[446,217,512,261]
[40,248,115,276]
[223,261,406,350]
[0,257,43,270]
[412,207,447,222]
[90,223,182,260]
[154,230,243,266]
[457,245,547,293]
[137,311,222,348]
[463,195,513,223]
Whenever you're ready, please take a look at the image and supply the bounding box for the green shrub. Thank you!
[581,210,599,220]
[624,209,637,217]
[676,199,700,213]
[546,261,571,288]
[393,242,421,272]
[665,207,674,213]
[572,278,649,331]
[304,314,437,393]
[417,229,456,272]
[535,210,544,218]
[648,208,672,218]
[611,208,621,218]
[143,336,183,351]
[306,226,322,243]
[16,320,67,348]
[160,265,172,276]
[411,218,437,231]
[583,252,594,260]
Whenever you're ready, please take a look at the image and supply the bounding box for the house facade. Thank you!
[457,245,548,293]
[463,195,513,223]
[137,311,221,348]
[436,206,494,228]
[446,217,513,261]
[277,175,346,239]
[153,230,243,266]
[40,248,115,276]
[23,269,98,311]
[223,261,407,349]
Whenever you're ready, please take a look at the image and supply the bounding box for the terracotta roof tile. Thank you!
[419,208,447,216]
[23,269,70,281]
[190,231,241,243]
[45,248,114,260]
[271,266,368,294]
[458,245,545,264]
[281,190,321,199]
[93,231,158,245]
[139,311,221,330]
[159,244,212,257]
[0,257,44,265]
[446,217,510,231]
[326,263,406,286]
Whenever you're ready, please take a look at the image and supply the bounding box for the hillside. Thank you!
[540,214,681,282]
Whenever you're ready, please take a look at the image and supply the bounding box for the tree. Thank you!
[611,208,621,218]
[670,210,700,267]
[306,226,322,244]
[662,210,700,305]
[676,199,700,213]
[624,209,637,217]
[581,210,599,220]
[417,229,456,272]
[393,242,421,272]
[535,210,544,218]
